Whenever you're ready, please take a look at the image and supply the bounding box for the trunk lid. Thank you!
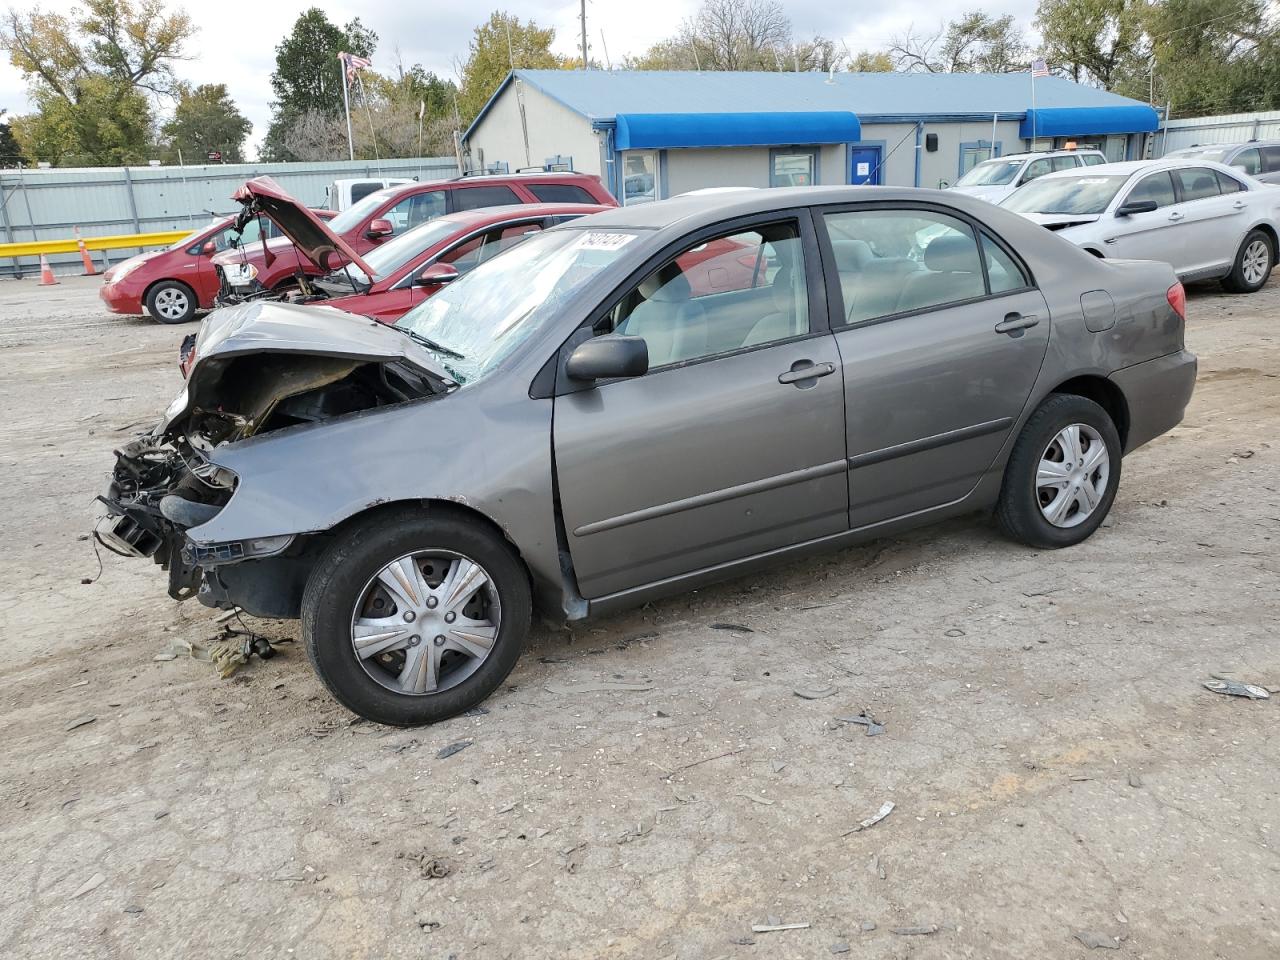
[232,176,378,278]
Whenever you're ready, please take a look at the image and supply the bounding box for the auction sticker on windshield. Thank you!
[578,232,636,251]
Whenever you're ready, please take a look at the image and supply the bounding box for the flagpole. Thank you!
[1030,67,1037,149]
[341,55,355,161]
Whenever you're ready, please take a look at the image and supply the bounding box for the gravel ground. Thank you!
[1,273,1277,960]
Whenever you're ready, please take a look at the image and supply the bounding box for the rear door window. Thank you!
[1051,155,1077,172]
[451,185,522,212]
[527,183,596,203]
[1173,167,1222,202]
[1081,153,1106,166]
[1125,172,1177,208]
[1261,146,1280,173]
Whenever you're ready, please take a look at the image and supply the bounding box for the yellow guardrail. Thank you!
[0,230,190,259]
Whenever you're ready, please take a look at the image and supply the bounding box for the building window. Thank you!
[959,141,1001,177]
[770,149,818,187]
[623,151,658,205]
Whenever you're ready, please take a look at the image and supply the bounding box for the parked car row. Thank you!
[951,142,1279,295]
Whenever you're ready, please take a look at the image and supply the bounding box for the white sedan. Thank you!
[1002,159,1278,293]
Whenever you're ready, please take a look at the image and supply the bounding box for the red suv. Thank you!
[213,171,616,300]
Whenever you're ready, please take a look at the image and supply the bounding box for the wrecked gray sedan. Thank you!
[100,188,1196,725]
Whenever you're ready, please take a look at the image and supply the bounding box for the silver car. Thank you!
[1002,159,1278,293]
[100,188,1197,725]
[1163,141,1280,185]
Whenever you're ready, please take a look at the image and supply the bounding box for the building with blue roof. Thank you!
[463,69,1161,202]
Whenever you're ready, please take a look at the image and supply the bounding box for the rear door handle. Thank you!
[994,313,1040,334]
[1232,200,1246,210]
[778,360,835,385]
[1168,211,1185,222]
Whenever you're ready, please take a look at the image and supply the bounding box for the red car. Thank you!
[212,171,616,300]
[99,211,336,324]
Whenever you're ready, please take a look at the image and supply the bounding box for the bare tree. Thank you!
[890,12,1029,73]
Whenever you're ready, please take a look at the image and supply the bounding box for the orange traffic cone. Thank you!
[38,254,58,286]
[74,227,97,276]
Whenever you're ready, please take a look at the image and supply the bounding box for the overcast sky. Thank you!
[0,0,1039,158]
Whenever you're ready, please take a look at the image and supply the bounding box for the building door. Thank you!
[849,147,881,185]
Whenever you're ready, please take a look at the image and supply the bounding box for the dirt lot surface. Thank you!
[1,274,1277,960]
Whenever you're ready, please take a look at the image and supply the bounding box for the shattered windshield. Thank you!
[341,218,463,286]
[395,228,639,384]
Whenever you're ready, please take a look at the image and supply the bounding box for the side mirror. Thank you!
[416,262,460,287]
[366,217,394,239]
[200,240,217,255]
[565,334,649,382]
[1116,199,1158,217]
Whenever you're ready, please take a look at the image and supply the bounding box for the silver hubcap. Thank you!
[155,288,189,319]
[1036,423,1110,528]
[1242,239,1270,286]
[350,551,500,696]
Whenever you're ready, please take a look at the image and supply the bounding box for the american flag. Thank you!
[339,51,372,81]
[1031,58,1050,78]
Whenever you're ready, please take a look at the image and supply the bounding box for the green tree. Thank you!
[848,50,894,72]
[1035,0,1145,87]
[0,0,194,165]
[457,12,571,124]
[261,7,377,161]
[0,108,25,165]
[161,83,250,162]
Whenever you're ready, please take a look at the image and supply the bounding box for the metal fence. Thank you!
[0,156,459,277]
[1153,110,1280,157]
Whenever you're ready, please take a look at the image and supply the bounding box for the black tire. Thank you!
[996,394,1122,549]
[301,507,531,726]
[1220,229,1274,294]
[144,280,198,324]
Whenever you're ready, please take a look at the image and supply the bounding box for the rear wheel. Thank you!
[145,280,198,324]
[1221,230,1273,294]
[302,508,531,726]
[996,394,1121,549]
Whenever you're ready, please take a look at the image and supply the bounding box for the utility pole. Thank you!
[580,0,589,69]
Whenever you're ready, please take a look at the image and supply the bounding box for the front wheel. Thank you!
[996,394,1121,549]
[145,280,198,324]
[1221,230,1273,294]
[302,509,531,726]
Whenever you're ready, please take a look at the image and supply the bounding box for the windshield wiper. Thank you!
[396,326,466,360]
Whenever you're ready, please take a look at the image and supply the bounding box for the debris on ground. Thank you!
[860,921,877,932]
[618,819,654,843]
[844,800,895,835]
[544,679,654,694]
[70,872,106,899]
[738,793,775,805]
[397,850,451,879]
[794,684,837,700]
[830,942,851,954]
[64,715,96,732]
[710,623,753,632]
[770,759,787,773]
[1128,772,1143,788]
[836,710,886,736]
[1073,929,1124,949]
[891,925,939,936]
[436,740,472,760]
[1203,677,1270,699]
[751,921,810,933]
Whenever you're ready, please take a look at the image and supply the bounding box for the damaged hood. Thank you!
[232,176,377,277]
[163,301,455,432]
[189,300,452,372]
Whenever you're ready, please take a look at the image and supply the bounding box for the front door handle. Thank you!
[1233,200,1246,210]
[778,360,835,385]
[1168,211,1185,222]
[994,313,1040,334]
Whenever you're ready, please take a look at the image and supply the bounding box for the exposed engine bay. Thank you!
[97,332,443,605]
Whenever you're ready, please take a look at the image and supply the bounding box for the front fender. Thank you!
[188,384,562,597]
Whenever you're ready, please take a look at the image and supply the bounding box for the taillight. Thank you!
[1166,281,1186,320]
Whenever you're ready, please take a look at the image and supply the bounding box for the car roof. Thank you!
[1031,157,1248,181]
[1168,140,1280,153]
[984,148,1106,162]
[428,202,610,229]
[372,171,599,203]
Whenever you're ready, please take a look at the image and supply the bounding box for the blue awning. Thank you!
[1020,105,1160,138]
[614,111,861,150]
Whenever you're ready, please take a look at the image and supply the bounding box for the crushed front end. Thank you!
[96,300,452,615]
